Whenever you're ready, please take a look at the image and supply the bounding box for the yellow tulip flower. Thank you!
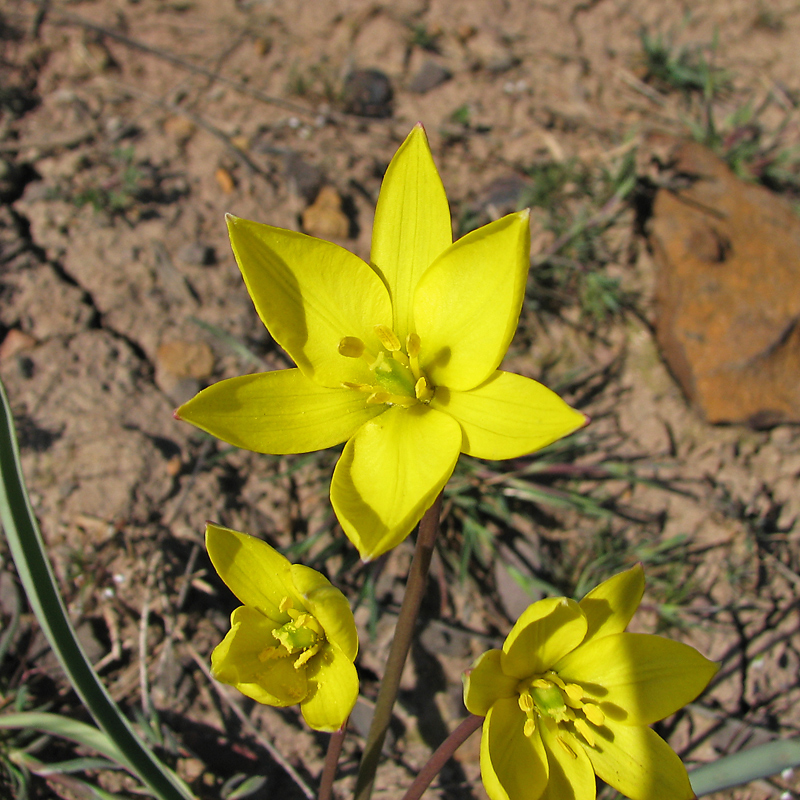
[206,523,358,732]
[178,125,586,560]
[463,565,718,800]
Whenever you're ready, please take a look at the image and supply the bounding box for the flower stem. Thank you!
[353,492,444,800]
[401,715,483,800]
[318,722,347,800]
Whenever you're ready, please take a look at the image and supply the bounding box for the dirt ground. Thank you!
[2,0,800,798]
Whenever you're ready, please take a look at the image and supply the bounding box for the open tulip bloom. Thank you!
[463,565,719,800]
[177,124,586,560]
[206,523,359,732]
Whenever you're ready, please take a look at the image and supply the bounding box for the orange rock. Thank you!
[649,139,800,426]
[163,116,196,144]
[0,329,36,361]
[156,341,214,379]
[301,185,350,240]
[215,167,235,194]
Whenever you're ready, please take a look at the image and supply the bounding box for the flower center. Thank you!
[338,325,435,407]
[517,671,606,756]
[258,597,324,670]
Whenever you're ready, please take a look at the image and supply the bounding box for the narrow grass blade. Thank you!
[0,712,128,765]
[36,758,121,776]
[690,737,800,796]
[13,753,128,800]
[0,379,194,800]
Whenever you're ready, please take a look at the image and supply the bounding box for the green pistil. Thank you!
[338,329,435,406]
[274,619,319,654]
[373,352,416,397]
[258,601,325,670]
[518,672,606,746]
[530,683,568,719]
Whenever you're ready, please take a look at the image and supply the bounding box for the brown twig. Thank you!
[99,76,269,178]
[318,723,347,800]
[0,128,98,153]
[27,0,320,120]
[400,715,483,800]
[354,492,444,800]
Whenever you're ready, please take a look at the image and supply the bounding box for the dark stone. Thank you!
[342,69,393,118]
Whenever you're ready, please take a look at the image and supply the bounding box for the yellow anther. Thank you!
[583,703,605,727]
[407,333,422,381]
[518,692,534,713]
[415,376,434,403]
[374,324,401,351]
[294,643,320,669]
[387,394,417,408]
[342,381,374,393]
[367,391,391,405]
[556,735,578,759]
[392,350,410,367]
[548,673,567,691]
[523,718,536,738]
[574,718,596,748]
[531,678,551,689]
[258,646,289,662]
[279,597,293,613]
[339,336,365,358]
[564,683,584,704]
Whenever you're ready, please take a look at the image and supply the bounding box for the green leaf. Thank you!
[690,737,800,796]
[0,712,127,765]
[0,379,194,800]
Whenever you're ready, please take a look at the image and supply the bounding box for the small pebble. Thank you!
[342,69,393,118]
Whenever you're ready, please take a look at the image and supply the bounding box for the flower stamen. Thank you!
[406,333,422,381]
[338,336,366,358]
[339,327,435,408]
[583,703,605,726]
[374,324,401,352]
[415,376,434,403]
[519,671,606,749]
[573,718,596,747]
[556,735,578,759]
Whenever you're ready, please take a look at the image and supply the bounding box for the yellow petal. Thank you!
[177,369,383,455]
[579,720,694,800]
[206,524,298,618]
[210,606,307,706]
[481,696,549,800]
[370,124,452,343]
[538,720,596,800]
[502,597,587,680]
[300,642,359,732]
[330,405,462,560]
[463,649,518,716]
[414,211,530,392]
[290,564,358,661]
[227,215,392,388]
[432,371,587,459]
[579,564,645,644]
[555,632,719,726]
